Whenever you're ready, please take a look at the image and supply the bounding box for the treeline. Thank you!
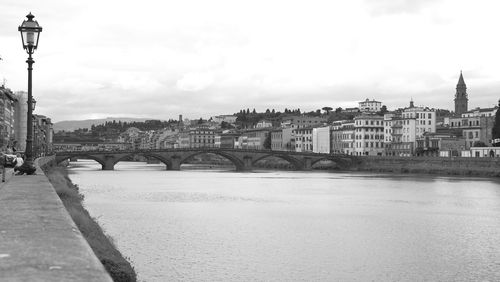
[90,119,180,133]
[235,108,302,128]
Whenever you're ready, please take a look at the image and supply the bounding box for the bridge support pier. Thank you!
[238,156,253,171]
[102,156,115,170]
[169,156,181,170]
[302,158,312,170]
[102,163,115,170]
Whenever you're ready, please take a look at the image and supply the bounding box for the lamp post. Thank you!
[18,13,42,175]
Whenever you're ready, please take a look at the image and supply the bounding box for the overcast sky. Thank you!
[0,0,499,122]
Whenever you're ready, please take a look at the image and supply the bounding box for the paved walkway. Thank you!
[0,167,112,281]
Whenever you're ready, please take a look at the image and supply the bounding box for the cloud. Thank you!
[176,72,215,92]
[364,0,440,16]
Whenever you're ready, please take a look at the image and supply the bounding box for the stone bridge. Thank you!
[54,148,358,171]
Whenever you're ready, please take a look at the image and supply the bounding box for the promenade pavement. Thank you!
[0,167,112,281]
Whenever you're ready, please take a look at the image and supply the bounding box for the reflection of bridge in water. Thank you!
[55,148,358,171]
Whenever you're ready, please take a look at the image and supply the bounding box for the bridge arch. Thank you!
[112,152,174,170]
[251,153,303,170]
[55,154,106,169]
[310,156,352,169]
[180,150,244,170]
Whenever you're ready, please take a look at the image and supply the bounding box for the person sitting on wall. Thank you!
[13,153,24,174]
[0,153,5,182]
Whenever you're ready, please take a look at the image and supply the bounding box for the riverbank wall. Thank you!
[0,158,113,281]
[353,156,500,177]
[40,157,137,282]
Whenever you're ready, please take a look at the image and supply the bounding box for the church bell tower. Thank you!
[454,71,468,116]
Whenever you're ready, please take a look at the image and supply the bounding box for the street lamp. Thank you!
[18,13,42,175]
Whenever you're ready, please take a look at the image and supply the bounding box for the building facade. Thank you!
[281,115,326,129]
[354,114,384,156]
[312,126,330,154]
[293,127,313,152]
[359,98,382,113]
[446,116,495,148]
[384,106,436,156]
[0,87,18,150]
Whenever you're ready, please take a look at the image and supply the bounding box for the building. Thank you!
[470,147,500,158]
[53,142,131,152]
[14,91,27,151]
[446,116,495,148]
[236,129,270,150]
[312,126,330,153]
[32,115,54,156]
[270,127,294,151]
[0,87,18,150]
[189,128,215,148]
[255,119,273,128]
[415,131,466,157]
[454,72,468,116]
[329,120,355,155]
[461,106,497,118]
[384,105,436,156]
[211,115,237,124]
[155,129,179,149]
[177,131,190,148]
[293,127,313,152]
[359,98,382,113]
[281,115,326,129]
[354,114,384,156]
[118,127,142,150]
[214,131,239,148]
[343,107,360,113]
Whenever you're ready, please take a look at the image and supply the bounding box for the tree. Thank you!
[322,106,333,115]
[492,100,500,146]
[473,141,487,147]
[335,107,342,113]
[379,105,388,115]
[263,133,271,149]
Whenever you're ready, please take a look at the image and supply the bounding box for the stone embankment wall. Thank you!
[40,156,137,281]
[354,156,500,177]
[0,156,112,281]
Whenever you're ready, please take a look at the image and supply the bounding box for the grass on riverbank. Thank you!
[44,165,137,282]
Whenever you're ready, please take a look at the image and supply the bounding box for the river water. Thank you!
[67,160,500,281]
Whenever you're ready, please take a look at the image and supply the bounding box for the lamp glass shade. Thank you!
[18,13,42,51]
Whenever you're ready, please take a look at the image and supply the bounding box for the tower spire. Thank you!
[454,71,468,116]
[458,70,465,86]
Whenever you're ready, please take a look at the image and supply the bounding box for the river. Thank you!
[67,160,500,281]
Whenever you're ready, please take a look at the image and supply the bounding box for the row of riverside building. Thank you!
[0,85,54,156]
[53,72,500,158]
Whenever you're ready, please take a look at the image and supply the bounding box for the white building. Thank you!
[211,115,237,124]
[293,127,313,152]
[354,114,384,156]
[359,98,382,113]
[312,126,330,154]
[255,119,273,128]
[384,106,436,156]
[461,107,497,118]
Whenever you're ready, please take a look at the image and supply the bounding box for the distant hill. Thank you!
[53,117,152,132]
